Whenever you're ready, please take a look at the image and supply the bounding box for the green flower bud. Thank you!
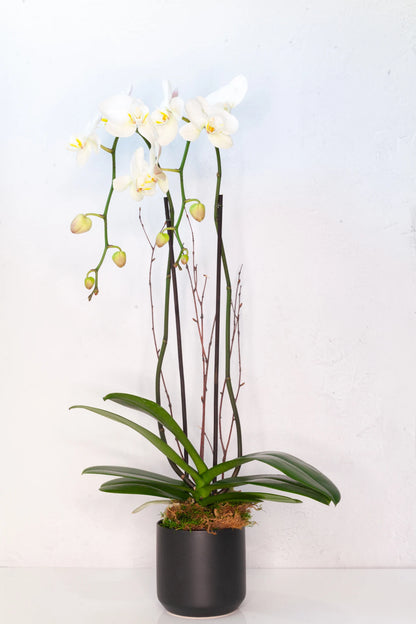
[156,232,170,248]
[189,202,205,222]
[112,250,126,267]
[180,252,189,265]
[84,276,95,290]
[70,214,92,234]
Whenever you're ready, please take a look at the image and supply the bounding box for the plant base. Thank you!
[156,521,246,618]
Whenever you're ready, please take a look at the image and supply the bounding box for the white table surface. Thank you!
[0,568,415,624]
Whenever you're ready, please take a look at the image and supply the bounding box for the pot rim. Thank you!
[157,519,246,533]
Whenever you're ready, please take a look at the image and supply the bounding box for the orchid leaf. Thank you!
[199,491,302,506]
[210,474,332,505]
[83,466,191,492]
[99,477,189,500]
[103,393,208,474]
[70,405,200,482]
[200,451,340,505]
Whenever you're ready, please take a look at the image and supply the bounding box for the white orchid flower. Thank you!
[205,75,248,112]
[99,94,155,142]
[68,116,100,165]
[151,81,184,146]
[113,147,168,201]
[180,97,238,149]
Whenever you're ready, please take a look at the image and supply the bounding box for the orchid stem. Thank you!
[164,196,189,466]
[212,195,223,472]
[88,137,118,300]
[214,148,243,472]
[154,232,192,486]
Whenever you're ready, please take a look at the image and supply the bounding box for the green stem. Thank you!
[164,142,191,264]
[88,137,119,299]
[177,141,191,233]
[136,130,151,150]
[214,148,243,468]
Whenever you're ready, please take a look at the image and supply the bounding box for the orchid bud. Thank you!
[70,214,92,234]
[84,276,95,290]
[189,202,205,222]
[112,250,126,267]
[156,232,169,248]
[180,252,189,265]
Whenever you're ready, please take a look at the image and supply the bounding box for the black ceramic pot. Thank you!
[156,521,246,617]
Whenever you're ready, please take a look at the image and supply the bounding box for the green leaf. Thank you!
[199,491,302,506]
[99,477,189,500]
[211,474,331,505]
[104,393,208,474]
[70,405,200,483]
[82,466,192,492]
[200,451,340,505]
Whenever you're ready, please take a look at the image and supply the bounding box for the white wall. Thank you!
[1,0,415,568]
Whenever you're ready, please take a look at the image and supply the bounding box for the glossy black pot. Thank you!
[156,521,246,617]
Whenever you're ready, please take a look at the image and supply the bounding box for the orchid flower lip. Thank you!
[68,121,100,164]
[113,146,168,201]
[180,93,239,148]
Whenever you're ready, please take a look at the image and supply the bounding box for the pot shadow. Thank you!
[157,609,247,623]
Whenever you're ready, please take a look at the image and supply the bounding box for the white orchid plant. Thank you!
[68,76,340,519]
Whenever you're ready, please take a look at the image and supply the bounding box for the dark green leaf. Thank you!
[99,477,189,500]
[70,405,200,483]
[200,451,340,505]
[104,393,207,474]
[82,465,190,489]
[209,474,331,505]
[199,491,302,506]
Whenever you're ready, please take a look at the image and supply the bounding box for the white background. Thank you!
[1,0,415,568]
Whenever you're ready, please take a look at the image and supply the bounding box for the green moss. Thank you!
[160,499,259,532]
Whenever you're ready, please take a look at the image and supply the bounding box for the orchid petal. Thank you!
[162,80,172,104]
[156,116,178,146]
[113,175,132,192]
[100,94,134,117]
[139,117,157,144]
[100,94,138,137]
[170,97,184,119]
[104,119,136,138]
[207,132,233,149]
[130,148,146,177]
[76,147,90,166]
[130,186,144,201]
[222,111,239,134]
[206,75,248,110]
[185,97,207,129]
[180,122,201,142]
[155,166,169,193]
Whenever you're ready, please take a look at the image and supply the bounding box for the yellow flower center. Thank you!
[69,137,84,150]
[131,110,149,124]
[154,110,169,125]
[206,120,216,134]
[138,174,156,193]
